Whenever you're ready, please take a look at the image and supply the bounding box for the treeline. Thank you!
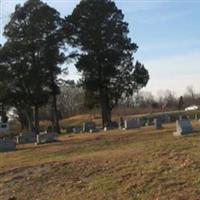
[37,85,199,121]
[0,0,149,132]
[117,86,200,113]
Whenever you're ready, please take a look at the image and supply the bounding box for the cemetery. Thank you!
[0,0,200,199]
[1,115,200,200]
[0,95,200,200]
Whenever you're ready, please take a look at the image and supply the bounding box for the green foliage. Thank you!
[0,0,65,131]
[63,0,149,125]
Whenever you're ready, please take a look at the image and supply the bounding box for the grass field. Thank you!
[1,122,200,200]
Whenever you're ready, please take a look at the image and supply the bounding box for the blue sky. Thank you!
[0,0,200,96]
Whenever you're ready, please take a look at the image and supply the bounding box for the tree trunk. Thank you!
[50,68,60,134]
[52,93,60,133]
[18,108,33,131]
[34,106,39,135]
[100,89,112,128]
[18,111,28,130]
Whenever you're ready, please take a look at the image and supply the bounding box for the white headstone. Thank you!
[173,119,193,136]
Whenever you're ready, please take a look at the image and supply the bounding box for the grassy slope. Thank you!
[1,122,200,200]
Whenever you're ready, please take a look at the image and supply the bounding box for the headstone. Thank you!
[0,123,9,138]
[124,119,140,130]
[0,139,16,152]
[154,118,163,129]
[16,132,36,144]
[36,132,57,144]
[173,119,193,136]
[83,121,96,132]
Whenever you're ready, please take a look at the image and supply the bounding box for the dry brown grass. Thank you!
[38,114,102,131]
[1,121,200,199]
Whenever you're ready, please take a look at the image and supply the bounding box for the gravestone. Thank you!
[0,123,9,138]
[124,119,140,130]
[16,132,36,144]
[154,118,163,129]
[0,139,16,152]
[173,119,193,136]
[83,121,96,132]
[36,132,57,144]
